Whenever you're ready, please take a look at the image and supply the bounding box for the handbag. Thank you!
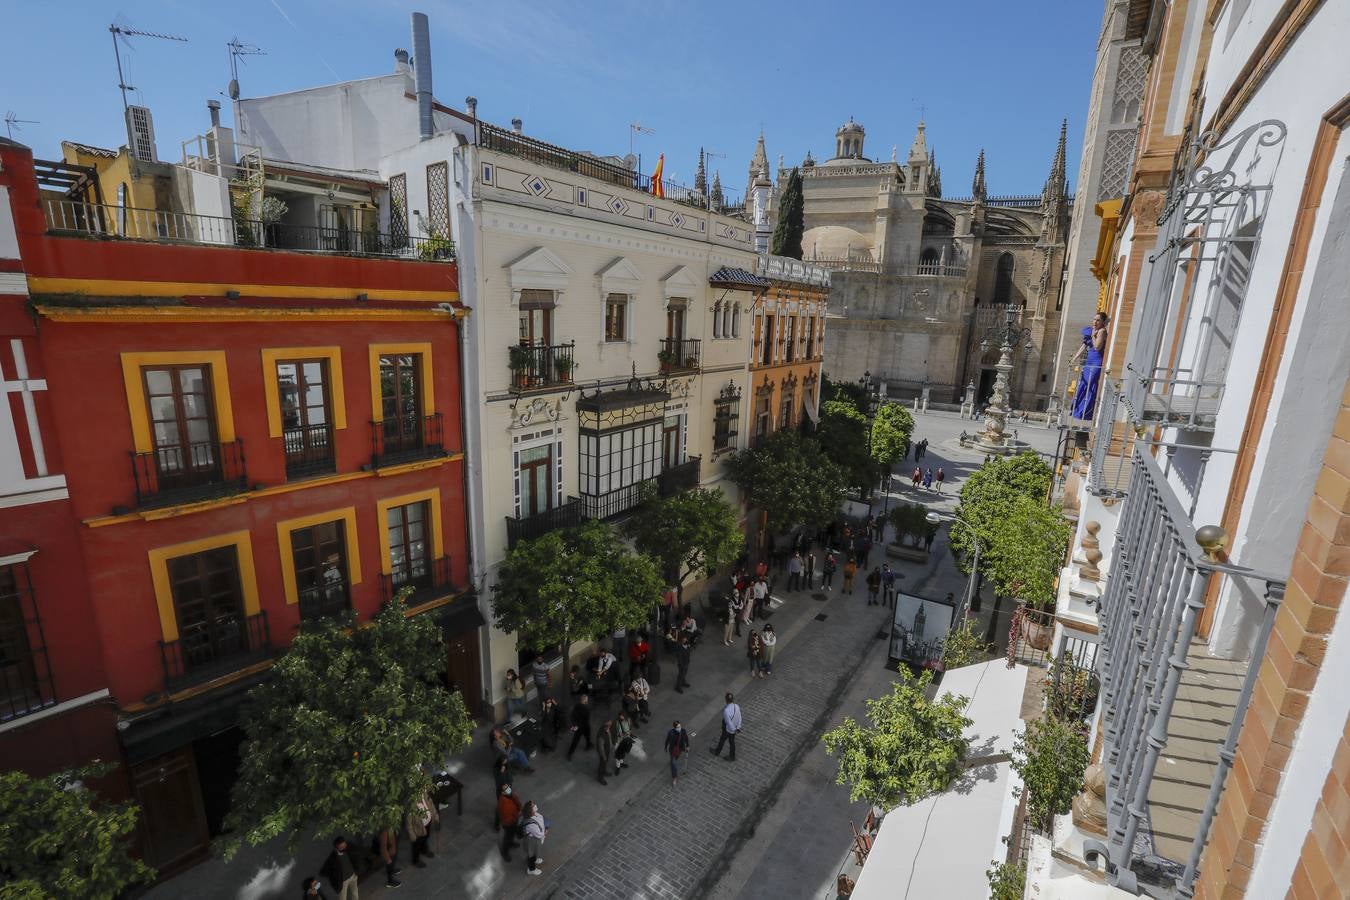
[616,736,634,756]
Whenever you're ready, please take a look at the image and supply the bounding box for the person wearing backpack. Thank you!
[664,719,690,785]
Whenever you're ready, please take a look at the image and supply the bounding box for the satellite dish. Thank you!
[622,153,637,170]
[228,78,240,100]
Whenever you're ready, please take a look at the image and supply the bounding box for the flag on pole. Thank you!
[651,154,665,199]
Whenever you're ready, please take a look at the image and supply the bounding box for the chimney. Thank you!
[410,12,434,141]
[207,99,221,128]
[465,96,478,119]
[511,118,523,134]
[394,48,411,74]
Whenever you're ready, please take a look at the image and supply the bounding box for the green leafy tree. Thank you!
[869,402,914,471]
[625,488,743,602]
[492,519,663,659]
[887,502,934,548]
[1011,715,1090,832]
[987,862,1027,900]
[771,167,805,259]
[224,598,472,855]
[941,619,995,669]
[727,430,847,537]
[817,399,875,495]
[0,763,153,899]
[822,669,972,809]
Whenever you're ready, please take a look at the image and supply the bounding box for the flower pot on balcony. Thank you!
[555,359,576,382]
[1024,619,1052,651]
[658,349,677,373]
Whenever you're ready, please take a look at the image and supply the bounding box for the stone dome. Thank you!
[837,118,864,135]
[803,225,874,261]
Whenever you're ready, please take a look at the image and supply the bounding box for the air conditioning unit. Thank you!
[126,105,158,162]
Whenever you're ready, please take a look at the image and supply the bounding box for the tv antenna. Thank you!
[628,121,655,156]
[109,23,189,113]
[4,112,38,140]
[227,37,267,100]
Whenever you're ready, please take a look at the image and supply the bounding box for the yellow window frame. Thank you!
[148,530,259,643]
[375,487,444,575]
[120,351,235,454]
[275,507,363,606]
[368,342,435,423]
[260,347,348,438]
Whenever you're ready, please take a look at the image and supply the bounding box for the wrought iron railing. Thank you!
[1082,447,1286,897]
[1006,605,1058,668]
[509,342,576,391]
[283,422,336,479]
[44,199,454,261]
[505,497,584,550]
[1124,365,1225,431]
[297,580,351,624]
[0,562,56,723]
[380,556,453,609]
[658,456,701,497]
[370,413,446,469]
[131,439,248,509]
[658,338,701,373]
[580,480,652,520]
[159,610,272,693]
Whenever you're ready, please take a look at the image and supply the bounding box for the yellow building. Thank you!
[749,256,831,444]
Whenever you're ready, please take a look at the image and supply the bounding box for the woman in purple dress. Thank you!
[1071,312,1109,420]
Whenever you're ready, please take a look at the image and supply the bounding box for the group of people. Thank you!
[910,465,946,492]
[309,785,444,895]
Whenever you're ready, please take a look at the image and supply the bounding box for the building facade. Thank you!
[756,120,1072,411]
[1027,1,1350,898]
[0,136,472,876]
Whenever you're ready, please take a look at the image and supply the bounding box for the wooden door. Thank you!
[131,748,209,874]
[446,632,482,718]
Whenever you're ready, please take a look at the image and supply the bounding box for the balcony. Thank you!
[658,456,701,497]
[658,338,701,374]
[509,343,577,392]
[370,413,447,469]
[380,556,453,609]
[505,497,584,550]
[1081,447,1285,897]
[158,610,272,693]
[914,262,968,277]
[0,563,56,723]
[283,422,336,480]
[44,199,454,262]
[580,481,652,521]
[297,580,351,625]
[1125,365,1224,431]
[130,439,248,510]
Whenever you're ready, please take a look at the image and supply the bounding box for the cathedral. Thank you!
[748,120,1072,412]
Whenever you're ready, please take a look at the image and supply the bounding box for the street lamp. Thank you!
[927,511,981,627]
[858,372,888,515]
[975,306,1035,455]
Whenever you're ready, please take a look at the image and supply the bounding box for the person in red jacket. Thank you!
[497,784,523,862]
[628,633,650,681]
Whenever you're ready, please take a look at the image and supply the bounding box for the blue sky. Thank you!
[3,0,1103,199]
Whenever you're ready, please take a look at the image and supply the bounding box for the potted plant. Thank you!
[554,355,576,382]
[658,348,677,372]
[509,345,532,388]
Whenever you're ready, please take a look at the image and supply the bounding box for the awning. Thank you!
[119,673,266,765]
[436,596,488,636]
[709,266,769,290]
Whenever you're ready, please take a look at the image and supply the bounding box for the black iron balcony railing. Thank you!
[380,556,453,609]
[509,342,576,391]
[658,338,701,373]
[297,579,351,625]
[131,439,248,509]
[658,456,701,497]
[0,563,56,723]
[505,497,583,550]
[1124,365,1225,432]
[44,199,455,262]
[580,480,652,521]
[283,422,336,480]
[370,413,446,469]
[159,610,272,693]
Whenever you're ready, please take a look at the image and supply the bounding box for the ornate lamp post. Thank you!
[976,306,1034,455]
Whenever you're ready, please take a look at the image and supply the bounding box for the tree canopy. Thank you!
[817,399,875,495]
[1011,715,1090,831]
[870,402,914,469]
[224,598,472,855]
[822,669,972,809]
[492,518,663,654]
[771,167,805,259]
[727,429,847,536]
[625,488,743,600]
[0,763,153,899]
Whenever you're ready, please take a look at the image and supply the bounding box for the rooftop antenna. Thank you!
[4,112,38,140]
[110,23,188,113]
[227,37,267,101]
[628,121,655,157]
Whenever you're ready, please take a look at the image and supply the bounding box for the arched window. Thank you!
[712,301,722,339]
[993,253,1015,304]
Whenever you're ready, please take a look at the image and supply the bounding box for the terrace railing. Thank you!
[505,497,584,550]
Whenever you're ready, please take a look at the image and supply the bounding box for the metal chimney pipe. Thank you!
[411,12,434,141]
[207,99,222,128]
[465,97,477,119]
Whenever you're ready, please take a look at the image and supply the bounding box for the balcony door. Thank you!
[277,359,334,477]
[662,417,682,469]
[388,501,431,590]
[519,307,553,347]
[666,304,686,343]
[291,521,349,621]
[379,354,423,455]
[518,445,553,518]
[144,366,219,489]
[168,547,246,674]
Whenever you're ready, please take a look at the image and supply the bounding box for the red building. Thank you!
[0,138,478,875]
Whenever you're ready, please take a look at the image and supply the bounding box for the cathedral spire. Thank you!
[747,131,769,201]
[907,120,928,165]
[1043,119,1068,203]
[972,149,987,202]
[695,147,707,195]
[711,171,724,210]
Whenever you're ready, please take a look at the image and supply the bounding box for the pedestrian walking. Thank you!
[761,623,778,675]
[674,635,692,693]
[522,801,547,875]
[302,876,328,898]
[530,654,551,708]
[566,694,593,759]
[752,577,769,619]
[912,466,922,488]
[881,564,897,608]
[843,556,858,595]
[492,758,513,830]
[320,837,359,900]
[924,528,936,552]
[787,551,803,592]
[805,550,817,590]
[822,551,837,591]
[537,697,564,752]
[739,588,754,631]
[405,791,438,868]
[664,719,691,785]
[747,629,764,677]
[860,536,872,569]
[614,712,635,770]
[628,632,650,682]
[866,567,882,606]
[376,827,401,889]
[596,719,615,785]
[756,558,769,581]
[503,668,527,723]
[919,438,929,460]
[935,467,945,493]
[628,673,652,722]
[724,591,742,644]
[497,784,522,860]
[660,585,678,633]
[711,692,743,761]
[923,467,934,490]
[491,726,534,773]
